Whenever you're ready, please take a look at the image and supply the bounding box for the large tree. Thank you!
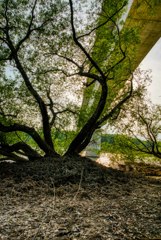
[0,0,140,161]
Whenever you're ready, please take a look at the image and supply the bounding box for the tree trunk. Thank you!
[65,81,108,155]
[5,34,58,156]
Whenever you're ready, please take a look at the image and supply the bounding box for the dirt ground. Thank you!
[0,156,161,240]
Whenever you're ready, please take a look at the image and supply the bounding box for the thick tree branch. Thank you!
[69,0,105,80]
[0,142,41,160]
[46,89,57,127]
[79,70,102,83]
[0,122,54,155]
[0,149,28,162]
[97,76,133,127]
[2,24,56,151]
[66,78,108,154]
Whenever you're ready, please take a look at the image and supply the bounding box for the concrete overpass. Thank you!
[124,0,161,70]
[83,0,161,158]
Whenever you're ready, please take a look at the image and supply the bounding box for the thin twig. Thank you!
[73,167,84,201]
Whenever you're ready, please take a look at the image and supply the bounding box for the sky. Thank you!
[139,38,161,104]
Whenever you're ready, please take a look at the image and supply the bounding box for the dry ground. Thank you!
[0,156,161,240]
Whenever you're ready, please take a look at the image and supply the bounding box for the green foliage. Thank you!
[101,132,161,163]
[101,134,140,159]
[52,130,77,155]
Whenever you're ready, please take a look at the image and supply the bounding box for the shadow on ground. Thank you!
[0,156,161,240]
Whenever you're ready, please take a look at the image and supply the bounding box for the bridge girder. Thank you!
[125,0,161,70]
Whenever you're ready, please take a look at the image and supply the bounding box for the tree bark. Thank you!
[66,81,108,155]
[0,142,41,161]
[0,122,59,157]
[4,29,58,156]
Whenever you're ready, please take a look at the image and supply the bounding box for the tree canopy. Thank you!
[0,0,154,161]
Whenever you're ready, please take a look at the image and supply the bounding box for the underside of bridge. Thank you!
[125,0,161,69]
